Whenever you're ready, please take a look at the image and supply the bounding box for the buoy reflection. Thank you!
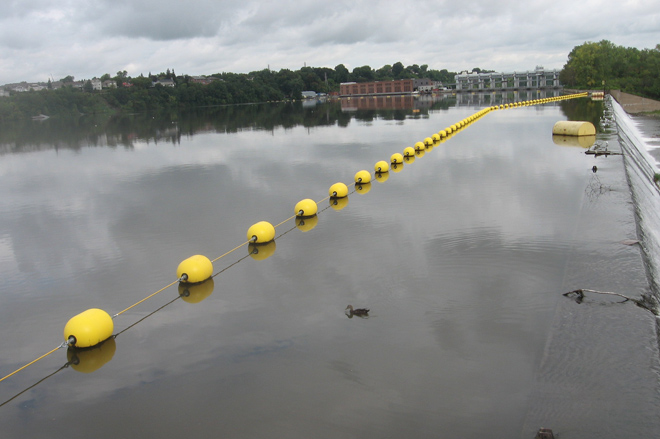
[329,196,349,211]
[355,182,372,194]
[178,277,215,304]
[296,214,319,232]
[67,337,117,374]
[248,240,277,260]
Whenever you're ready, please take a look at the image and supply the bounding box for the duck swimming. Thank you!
[345,305,370,318]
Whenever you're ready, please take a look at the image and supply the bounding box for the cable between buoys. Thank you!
[0,343,66,383]
[113,279,181,318]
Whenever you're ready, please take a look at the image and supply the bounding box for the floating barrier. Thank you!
[177,255,213,284]
[63,309,114,349]
[1,90,593,386]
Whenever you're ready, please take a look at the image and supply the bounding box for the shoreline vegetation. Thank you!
[1,40,659,122]
[0,63,457,122]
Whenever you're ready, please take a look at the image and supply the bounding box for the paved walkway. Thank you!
[610,90,660,114]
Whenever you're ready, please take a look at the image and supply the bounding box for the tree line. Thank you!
[0,63,460,122]
[560,40,660,99]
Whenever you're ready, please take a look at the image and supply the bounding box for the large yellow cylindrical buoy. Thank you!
[552,121,596,137]
[375,160,389,173]
[247,221,276,243]
[295,199,318,217]
[329,182,349,198]
[390,153,404,164]
[354,170,371,184]
[64,309,114,348]
[177,255,213,283]
[178,277,215,304]
[67,338,116,373]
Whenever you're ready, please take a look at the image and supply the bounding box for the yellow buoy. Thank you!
[375,160,389,173]
[64,309,114,348]
[355,170,371,184]
[355,182,372,194]
[67,338,116,373]
[432,133,440,142]
[248,240,277,260]
[438,130,447,138]
[296,214,319,232]
[329,182,349,198]
[247,221,276,243]
[178,277,215,304]
[403,146,415,157]
[177,255,213,283]
[552,121,596,137]
[414,141,425,151]
[390,153,404,164]
[294,198,318,217]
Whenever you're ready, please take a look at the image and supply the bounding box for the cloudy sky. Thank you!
[1,0,659,85]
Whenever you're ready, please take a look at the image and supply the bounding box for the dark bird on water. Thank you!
[345,305,370,318]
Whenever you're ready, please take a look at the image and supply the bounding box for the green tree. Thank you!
[392,62,404,78]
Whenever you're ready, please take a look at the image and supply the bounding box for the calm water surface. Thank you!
[0,94,657,438]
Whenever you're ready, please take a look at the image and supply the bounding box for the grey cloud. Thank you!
[78,0,239,40]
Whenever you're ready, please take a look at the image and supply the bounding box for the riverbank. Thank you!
[610,90,660,114]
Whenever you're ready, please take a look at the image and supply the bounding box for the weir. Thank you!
[611,95,660,300]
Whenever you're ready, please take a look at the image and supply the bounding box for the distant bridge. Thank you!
[454,67,561,91]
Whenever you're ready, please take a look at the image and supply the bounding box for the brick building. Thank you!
[340,79,414,97]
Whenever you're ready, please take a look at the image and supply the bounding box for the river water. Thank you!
[0,92,659,439]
